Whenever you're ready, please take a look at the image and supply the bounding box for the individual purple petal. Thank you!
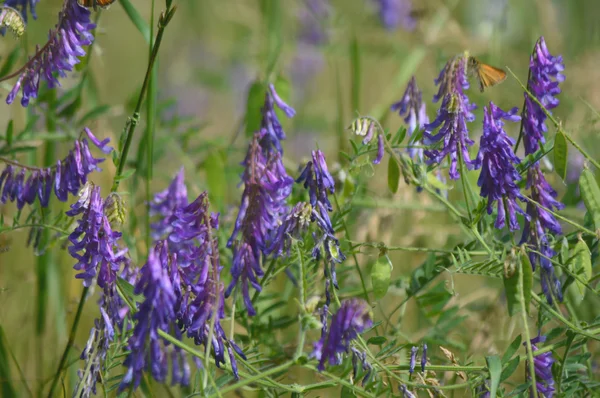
[373,134,384,165]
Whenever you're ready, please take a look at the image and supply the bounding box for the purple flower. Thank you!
[267,201,313,257]
[476,102,526,231]
[424,55,477,179]
[312,299,373,371]
[150,167,188,240]
[120,241,185,391]
[261,84,296,153]
[373,134,385,165]
[0,128,112,207]
[67,184,128,288]
[168,193,245,378]
[6,0,96,106]
[375,0,416,31]
[525,335,555,398]
[522,37,565,155]
[351,347,373,385]
[399,385,417,398]
[421,343,427,372]
[296,150,345,290]
[409,346,418,374]
[226,130,293,315]
[475,380,491,398]
[391,76,429,160]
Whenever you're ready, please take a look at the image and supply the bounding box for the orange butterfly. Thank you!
[77,0,117,10]
[468,57,507,92]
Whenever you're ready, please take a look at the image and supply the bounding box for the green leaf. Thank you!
[408,128,424,146]
[579,169,600,231]
[553,131,568,181]
[114,168,136,182]
[485,355,501,398]
[6,120,13,148]
[501,334,522,363]
[119,0,151,43]
[0,46,21,79]
[367,336,387,346]
[520,252,533,314]
[503,254,521,317]
[371,254,392,300]
[387,156,400,193]
[204,150,226,208]
[568,238,592,301]
[392,126,407,145]
[245,80,266,137]
[500,356,520,382]
[116,277,144,304]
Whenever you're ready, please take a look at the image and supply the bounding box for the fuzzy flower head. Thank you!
[375,0,416,31]
[6,0,96,106]
[522,37,565,155]
[66,183,128,288]
[391,76,429,160]
[226,130,293,315]
[476,102,526,231]
[424,54,477,179]
[312,299,373,371]
[525,335,555,398]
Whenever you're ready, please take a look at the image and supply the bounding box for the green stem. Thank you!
[145,0,157,250]
[111,6,176,191]
[332,192,369,302]
[46,287,89,398]
[519,262,538,398]
[555,332,574,394]
[532,293,600,341]
[207,361,294,397]
[457,144,473,222]
[524,196,596,236]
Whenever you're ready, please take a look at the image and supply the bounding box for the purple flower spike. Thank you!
[67,184,127,288]
[525,335,555,398]
[6,0,96,106]
[522,37,565,155]
[120,241,180,391]
[391,76,429,160]
[261,84,296,153]
[312,299,373,371]
[420,343,427,372]
[226,130,293,315]
[375,0,417,31]
[424,55,477,179]
[150,168,188,240]
[476,102,527,231]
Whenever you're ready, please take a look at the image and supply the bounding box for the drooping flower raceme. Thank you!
[391,76,429,160]
[120,241,188,391]
[525,335,556,398]
[424,54,477,179]
[0,128,112,208]
[67,183,128,288]
[476,102,526,231]
[296,150,345,292]
[226,85,295,315]
[520,37,565,304]
[312,299,373,371]
[374,0,416,31]
[5,0,95,106]
[168,193,245,378]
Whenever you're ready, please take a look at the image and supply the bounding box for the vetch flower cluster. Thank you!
[424,54,477,179]
[525,335,555,398]
[67,183,128,288]
[350,117,385,165]
[0,128,112,208]
[5,0,95,106]
[520,37,565,304]
[149,167,188,241]
[391,76,429,160]
[476,102,526,231]
[296,150,346,292]
[267,201,313,258]
[312,299,373,371]
[226,84,295,315]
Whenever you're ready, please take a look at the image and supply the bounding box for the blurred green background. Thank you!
[1,0,600,396]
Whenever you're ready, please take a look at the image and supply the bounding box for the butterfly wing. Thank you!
[477,63,507,92]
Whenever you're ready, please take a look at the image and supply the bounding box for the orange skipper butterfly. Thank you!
[77,0,117,10]
[468,57,507,92]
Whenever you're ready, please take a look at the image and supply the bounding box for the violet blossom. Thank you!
[476,102,526,231]
[423,54,477,179]
[525,335,555,398]
[375,0,416,31]
[312,299,373,371]
[391,76,429,160]
[6,0,96,106]
[149,167,188,241]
